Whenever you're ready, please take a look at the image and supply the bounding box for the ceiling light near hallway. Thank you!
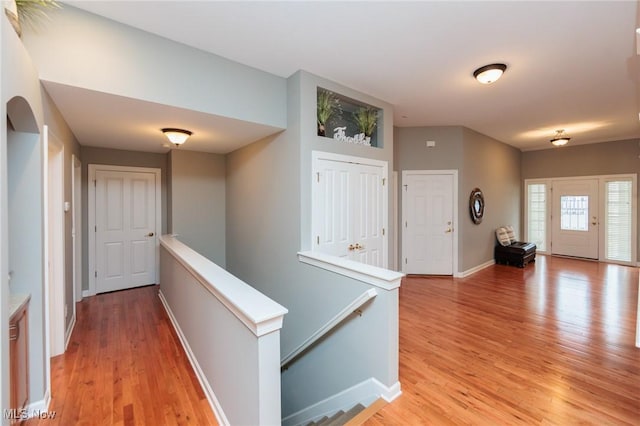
[473,63,507,84]
[162,128,192,146]
[550,129,570,146]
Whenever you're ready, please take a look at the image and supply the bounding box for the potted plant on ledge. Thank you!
[353,107,378,140]
[317,89,341,137]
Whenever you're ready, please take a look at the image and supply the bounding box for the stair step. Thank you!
[306,402,367,426]
[310,416,328,426]
[321,410,345,426]
[341,404,366,424]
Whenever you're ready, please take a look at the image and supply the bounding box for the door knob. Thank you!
[355,243,364,250]
[348,244,355,251]
[147,232,155,237]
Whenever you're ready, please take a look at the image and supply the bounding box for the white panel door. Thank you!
[312,154,387,268]
[551,179,599,259]
[353,164,383,267]
[96,170,157,293]
[315,165,352,259]
[403,173,454,275]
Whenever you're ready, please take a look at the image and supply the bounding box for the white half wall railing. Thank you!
[159,235,288,426]
[280,288,378,369]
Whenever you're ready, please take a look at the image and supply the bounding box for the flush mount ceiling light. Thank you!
[162,128,192,146]
[550,129,571,146]
[473,63,507,84]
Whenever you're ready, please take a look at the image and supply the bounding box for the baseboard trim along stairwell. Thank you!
[282,378,401,426]
[158,290,230,426]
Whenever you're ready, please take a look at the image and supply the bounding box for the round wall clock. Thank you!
[469,188,484,224]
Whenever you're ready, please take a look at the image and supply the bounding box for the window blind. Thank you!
[605,180,632,262]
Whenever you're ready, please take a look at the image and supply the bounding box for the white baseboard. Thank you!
[282,378,401,426]
[455,259,495,278]
[26,389,51,418]
[64,312,76,351]
[158,291,230,426]
[82,289,91,298]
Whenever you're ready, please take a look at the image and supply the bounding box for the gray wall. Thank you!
[394,126,464,268]
[41,88,81,335]
[80,146,168,290]
[522,138,640,259]
[394,126,521,273]
[226,71,398,417]
[461,128,521,270]
[7,127,47,405]
[168,150,226,266]
[22,5,287,129]
[2,18,47,413]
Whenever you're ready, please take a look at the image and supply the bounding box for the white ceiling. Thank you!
[60,0,639,152]
[43,81,283,154]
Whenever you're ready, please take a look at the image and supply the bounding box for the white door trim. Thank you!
[45,128,65,357]
[72,155,82,303]
[401,170,459,276]
[392,171,398,272]
[88,164,161,296]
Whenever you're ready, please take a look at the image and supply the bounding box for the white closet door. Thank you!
[352,164,384,267]
[315,164,352,259]
[312,153,387,268]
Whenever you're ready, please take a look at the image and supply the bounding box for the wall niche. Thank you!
[316,87,382,148]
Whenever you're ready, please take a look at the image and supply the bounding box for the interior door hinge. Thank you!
[382,178,386,186]
[316,235,320,245]
[382,228,385,236]
[403,184,408,191]
[316,172,320,183]
[95,271,97,278]
[94,180,97,187]
[405,221,408,228]
[405,258,408,264]
[95,225,97,232]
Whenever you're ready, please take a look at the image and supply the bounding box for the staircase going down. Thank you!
[306,404,366,426]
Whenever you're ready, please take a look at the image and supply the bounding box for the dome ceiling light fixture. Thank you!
[162,128,192,146]
[473,63,507,84]
[550,129,571,146]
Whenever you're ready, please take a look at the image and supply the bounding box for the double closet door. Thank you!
[312,152,388,268]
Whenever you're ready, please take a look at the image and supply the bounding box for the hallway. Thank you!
[26,285,217,426]
[25,256,640,425]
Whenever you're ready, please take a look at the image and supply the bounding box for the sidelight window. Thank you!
[527,183,547,251]
[605,180,632,262]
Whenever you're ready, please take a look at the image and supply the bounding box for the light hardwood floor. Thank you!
[26,255,639,425]
[366,255,640,425]
[26,285,218,426]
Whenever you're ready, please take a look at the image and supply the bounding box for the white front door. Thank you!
[312,153,387,268]
[403,172,455,275]
[551,179,599,259]
[95,170,157,293]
